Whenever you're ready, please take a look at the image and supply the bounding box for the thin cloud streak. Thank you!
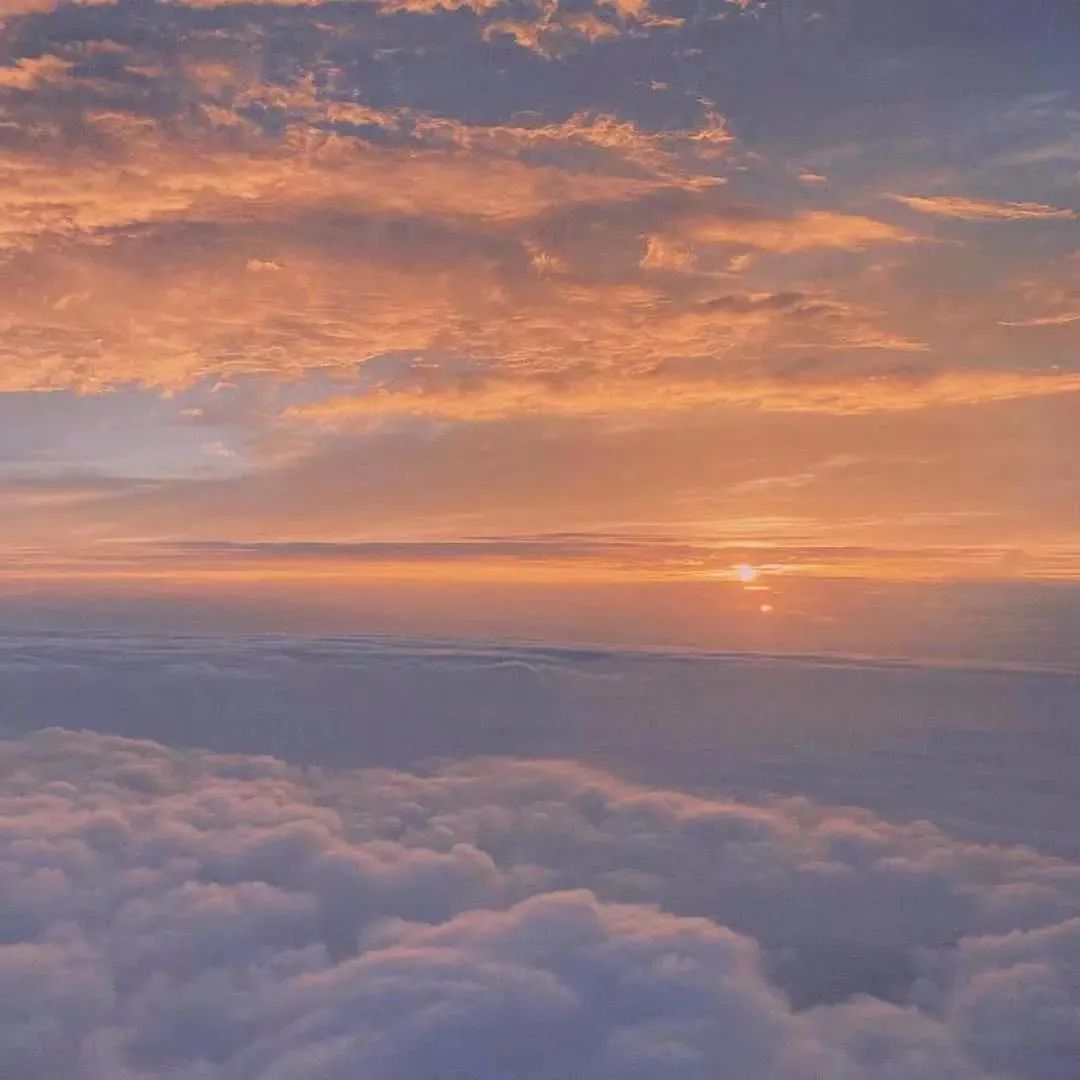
[889,194,1077,222]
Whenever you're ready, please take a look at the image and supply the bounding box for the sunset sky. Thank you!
[1,0,1079,644]
[5,6,1080,1079]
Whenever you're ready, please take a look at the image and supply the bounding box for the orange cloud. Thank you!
[0,43,1052,427]
[1,0,690,54]
[285,366,1080,422]
[639,234,696,271]
[0,46,940,403]
[0,75,737,260]
[999,312,1080,328]
[635,210,915,267]
[0,117,676,256]
[889,194,1077,222]
[1,218,906,392]
[0,54,71,87]
[656,209,914,255]
[0,69,913,397]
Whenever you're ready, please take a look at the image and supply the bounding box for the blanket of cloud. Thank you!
[3,725,1080,1079]
[2,631,1080,861]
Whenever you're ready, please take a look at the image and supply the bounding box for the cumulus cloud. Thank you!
[2,727,1080,1078]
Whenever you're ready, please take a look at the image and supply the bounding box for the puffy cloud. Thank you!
[2,728,1080,1077]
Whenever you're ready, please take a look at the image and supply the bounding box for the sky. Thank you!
[3,2,1080,1078]
[0,0,1079,647]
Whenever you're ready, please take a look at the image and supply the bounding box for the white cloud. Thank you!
[2,728,1080,1077]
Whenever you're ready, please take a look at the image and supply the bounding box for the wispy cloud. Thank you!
[998,312,1080,327]
[889,193,1076,221]
[285,364,1080,421]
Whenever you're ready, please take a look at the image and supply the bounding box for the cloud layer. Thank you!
[0,0,1077,410]
[3,727,1080,1078]
[3,630,1080,864]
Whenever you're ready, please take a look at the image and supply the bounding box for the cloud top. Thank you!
[3,728,1080,1078]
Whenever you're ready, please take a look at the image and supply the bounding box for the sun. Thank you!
[735,563,759,584]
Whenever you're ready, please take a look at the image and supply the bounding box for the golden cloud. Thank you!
[0,46,1047,422]
[0,216,910,393]
[284,366,1080,422]
[889,194,1077,222]
[0,54,71,87]
[0,67,922,397]
[0,0,692,54]
[0,68,740,259]
[666,209,915,254]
